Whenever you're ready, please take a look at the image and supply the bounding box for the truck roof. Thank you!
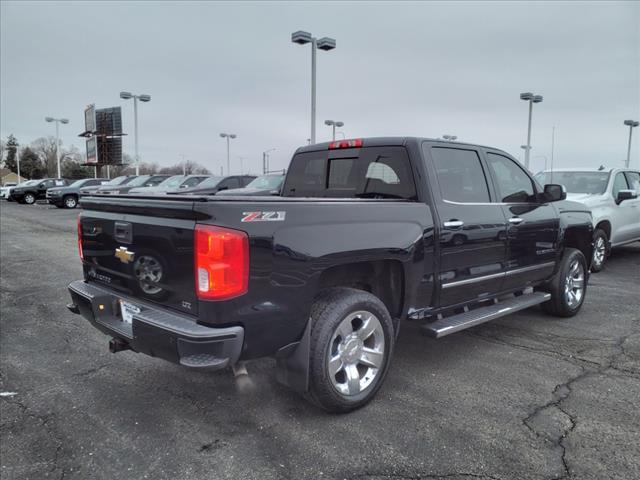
[294,136,511,156]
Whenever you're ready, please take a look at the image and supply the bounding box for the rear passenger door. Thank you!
[483,150,558,290]
[423,144,508,307]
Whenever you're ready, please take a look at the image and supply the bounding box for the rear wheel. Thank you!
[306,288,394,413]
[23,193,36,205]
[63,195,78,209]
[591,229,607,272]
[542,248,587,317]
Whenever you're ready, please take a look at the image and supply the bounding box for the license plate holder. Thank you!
[119,300,141,324]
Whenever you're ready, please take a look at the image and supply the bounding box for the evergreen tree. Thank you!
[4,134,19,173]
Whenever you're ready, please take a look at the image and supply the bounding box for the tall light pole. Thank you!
[220,133,236,175]
[120,91,151,175]
[624,120,639,168]
[324,120,344,141]
[263,148,276,174]
[292,31,336,145]
[44,117,69,178]
[237,156,245,175]
[520,92,543,170]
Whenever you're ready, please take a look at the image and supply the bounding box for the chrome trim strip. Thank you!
[505,261,555,276]
[441,261,555,289]
[442,271,505,289]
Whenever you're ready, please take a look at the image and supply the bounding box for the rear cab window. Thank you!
[283,146,417,200]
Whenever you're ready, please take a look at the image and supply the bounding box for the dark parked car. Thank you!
[10,178,69,204]
[169,175,256,195]
[47,178,109,208]
[96,175,170,195]
[80,176,138,198]
[69,137,593,412]
[128,175,210,195]
[215,174,284,196]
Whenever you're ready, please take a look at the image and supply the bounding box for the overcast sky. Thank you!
[1,1,639,174]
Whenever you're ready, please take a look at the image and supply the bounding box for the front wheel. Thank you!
[23,193,36,205]
[63,195,78,209]
[542,248,588,317]
[591,229,608,272]
[306,288,394,413]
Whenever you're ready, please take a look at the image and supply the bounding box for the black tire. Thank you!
[305,287,395,413]
[541,248,588,317]
[63,195,78,209]
[23,193,36,205]
[590,229,608,272]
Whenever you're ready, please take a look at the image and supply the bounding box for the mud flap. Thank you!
[274,319,311,392]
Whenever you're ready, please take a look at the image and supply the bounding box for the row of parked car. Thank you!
[0,172,286,208]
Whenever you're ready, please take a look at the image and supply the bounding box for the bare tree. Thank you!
[30,136,59,177]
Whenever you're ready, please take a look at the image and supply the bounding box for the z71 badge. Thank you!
[241,211,286,222]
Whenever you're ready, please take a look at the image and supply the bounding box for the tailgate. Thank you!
[79,196,204,316]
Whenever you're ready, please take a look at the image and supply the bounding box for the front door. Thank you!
[424,144,508,308]
[611,171,640,244]
[483,150,558,290]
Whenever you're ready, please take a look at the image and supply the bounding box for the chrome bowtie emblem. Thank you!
[115,246,135,264]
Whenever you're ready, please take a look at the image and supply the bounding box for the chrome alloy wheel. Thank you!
[327,310,385,396]
[564,259,585,309]
[65,196,77,208]
[593,236,606,267]
[133,255,163,294]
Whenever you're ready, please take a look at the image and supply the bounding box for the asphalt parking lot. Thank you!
[1,200,639,480]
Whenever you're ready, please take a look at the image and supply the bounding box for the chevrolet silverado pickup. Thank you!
[67,137,593,412]
[535,168,640,271]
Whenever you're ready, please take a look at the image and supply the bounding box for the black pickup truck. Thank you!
[68,137,593,412]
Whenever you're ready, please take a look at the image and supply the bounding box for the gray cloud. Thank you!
[1,0,638,174]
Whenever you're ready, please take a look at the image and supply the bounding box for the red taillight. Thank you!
[194,225,249,300]
[77,215,84,262]
[328,138,363,149]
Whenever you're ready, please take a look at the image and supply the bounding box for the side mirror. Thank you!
[543,184,566,202]
[616,189,638,204]
[269,189,280,196]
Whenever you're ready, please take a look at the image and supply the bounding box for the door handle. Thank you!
[444,220,464,228]
[509,217,524,224]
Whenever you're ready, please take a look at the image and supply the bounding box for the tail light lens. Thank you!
[77,215,84,262]
[194,225,249,300]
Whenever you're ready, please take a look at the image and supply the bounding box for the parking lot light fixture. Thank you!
[520,91,543,170]
[324,120,344,141]
[623,120,639,168]
[45,116,70,178]
[120,91,151,175]
[220,133,237,175]
[292,30,336,145]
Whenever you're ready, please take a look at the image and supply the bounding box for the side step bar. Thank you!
[421,292,551,339]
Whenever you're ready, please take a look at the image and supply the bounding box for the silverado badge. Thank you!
[115,246,135,264]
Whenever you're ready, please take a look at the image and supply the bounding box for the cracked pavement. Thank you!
[1,201,639,480]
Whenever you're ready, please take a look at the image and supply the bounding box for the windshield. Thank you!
[185,176,216,188]
[535,171,609,195]
[127,175,152,187]
[105,176,129,186]
[157,175,185,188]
[68,179,87,188]
[19,180,39,186]
[247,175,284,190]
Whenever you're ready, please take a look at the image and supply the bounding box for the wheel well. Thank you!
[564,227,593,266]
[317,260,404,318]
[595,220,611,240]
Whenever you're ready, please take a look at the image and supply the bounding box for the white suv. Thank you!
[535,168,640,271]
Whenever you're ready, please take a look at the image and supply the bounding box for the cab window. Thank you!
[612,173,629,198]
[624,171,640,193]
[430,147,490,203]
[486,153,536,203]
